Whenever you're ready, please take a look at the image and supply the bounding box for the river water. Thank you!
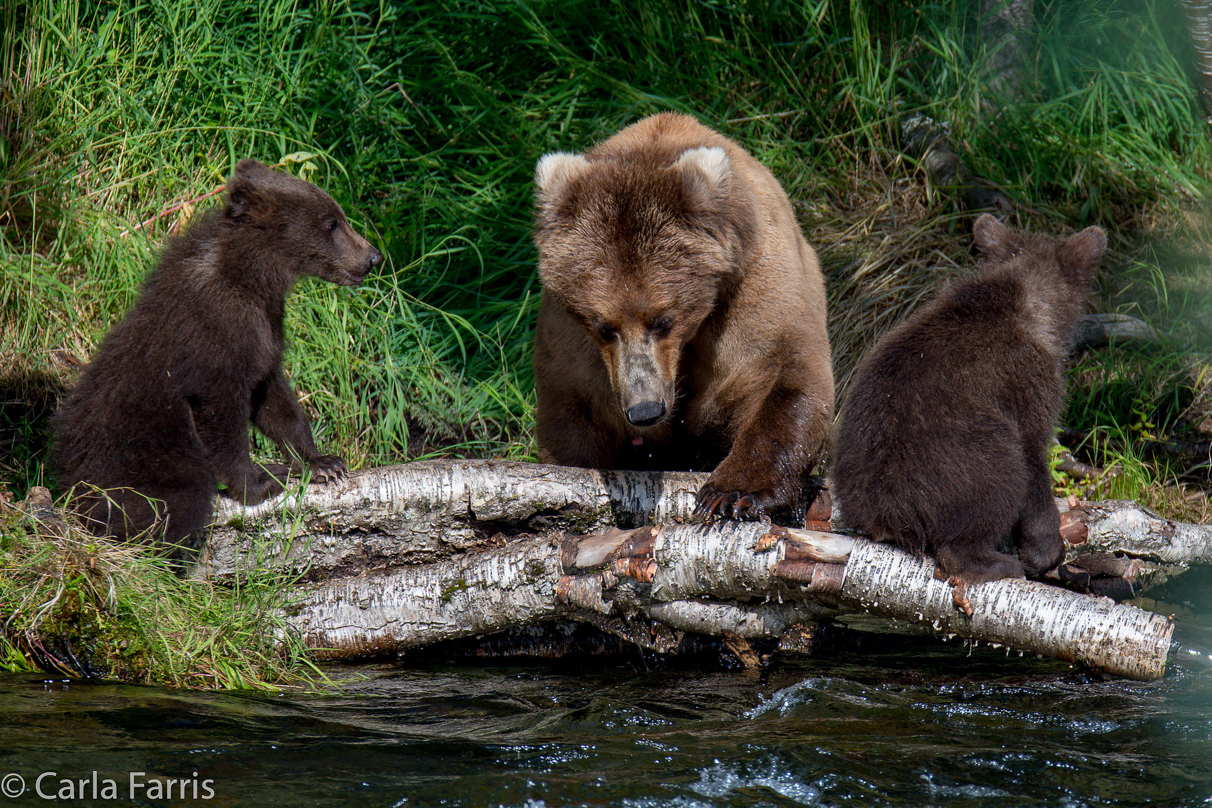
[1,636,1209,807]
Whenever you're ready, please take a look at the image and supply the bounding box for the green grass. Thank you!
[0,493,320,689]
[1,0,1210,684]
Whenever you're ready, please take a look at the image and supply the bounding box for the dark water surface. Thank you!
[1,643,1209,807]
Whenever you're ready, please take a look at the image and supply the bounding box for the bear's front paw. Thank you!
[694,484,775,519]
[237,467,286,506]
[306,454,348,484]
[260,462,291,481]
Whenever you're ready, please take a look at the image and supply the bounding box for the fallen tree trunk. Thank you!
[197,460,704,580]
[199,461,1211,580]
[290,520,1174,680]
[200,462,1211,679]
[899,111,1016,216]
[1059,498,1212,565]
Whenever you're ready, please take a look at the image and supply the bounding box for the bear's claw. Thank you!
[694,488,765,519]
[307,455,348,483]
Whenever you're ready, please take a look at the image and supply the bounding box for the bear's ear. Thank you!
[226,160,277,224]
[535,152,591,205]
[677,146,730,213]
[972,213,1013,260]
[1057,225,1106,270]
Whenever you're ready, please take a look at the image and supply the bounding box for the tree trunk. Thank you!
[1180,0,1212,125]
[198,460,704,581]
[201,462,1209,680]
[899,112,1016,216]
[980,0,1036,105]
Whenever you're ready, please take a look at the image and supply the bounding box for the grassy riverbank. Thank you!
[1,0,1209,685]
[0,490,317,688]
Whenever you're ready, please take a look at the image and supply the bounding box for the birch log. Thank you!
[1059,499,1212,565]
[196,460,703,581]
[288,520,1176,679]
[195,462,1210,679]
[199,462,1212,580]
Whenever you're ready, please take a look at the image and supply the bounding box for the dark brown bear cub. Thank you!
[833,214,1105,583]
[52,159,381,552]
[533,112,834,519]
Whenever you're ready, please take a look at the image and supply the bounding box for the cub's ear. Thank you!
[226,159,276,224]
[972,213,1014,259]
[1058,225,1107,271]
[677,146,730,213]
[535,152,591,205]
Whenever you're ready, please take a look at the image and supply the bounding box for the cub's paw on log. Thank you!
[301,454,348,483]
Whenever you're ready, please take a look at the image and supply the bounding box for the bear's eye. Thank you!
[326,219,340,234]
[649,314,674,336]
[592,321,618,342]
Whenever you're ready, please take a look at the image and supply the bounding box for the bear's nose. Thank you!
[368,249,383,268]
[625,400,665,427]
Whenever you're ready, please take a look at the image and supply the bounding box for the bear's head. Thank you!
[973,213,1105,292]
[225,159,383,287]
[972,213,1106,354]
[533,146,745,429]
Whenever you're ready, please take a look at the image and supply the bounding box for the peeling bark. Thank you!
[1059,498,1212,565]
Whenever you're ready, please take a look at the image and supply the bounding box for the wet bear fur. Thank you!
[51,159,382,553]
[832,214,1106,583]
[532,112,834,518]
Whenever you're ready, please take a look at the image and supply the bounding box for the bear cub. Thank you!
[833,214,1105,583]
[52,159,381,552]
[532,112,834,518]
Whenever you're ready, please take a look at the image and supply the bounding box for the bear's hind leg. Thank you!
[928,443,1027,584]
[934,541,1025,584]
[1013,451,1065,577]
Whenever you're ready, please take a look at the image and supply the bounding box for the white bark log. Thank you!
[283,515,1178,679]
[198,463,1212,583]
[1060,499,1212,565]
[1072,313,1161,350]
[289,535,563,658]
[835,537,1173,681]
[187,462,1206,678]
[197,460,704,581]
[639,600,830,638]
[639,524,1173,680]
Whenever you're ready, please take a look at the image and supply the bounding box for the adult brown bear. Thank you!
[532,113,834,518]
[52,159,381,553]
[833,214,1105,583]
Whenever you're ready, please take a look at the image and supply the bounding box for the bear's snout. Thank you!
[365,248,383,274]
[616,336,671,429]
[625,400,666,427]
